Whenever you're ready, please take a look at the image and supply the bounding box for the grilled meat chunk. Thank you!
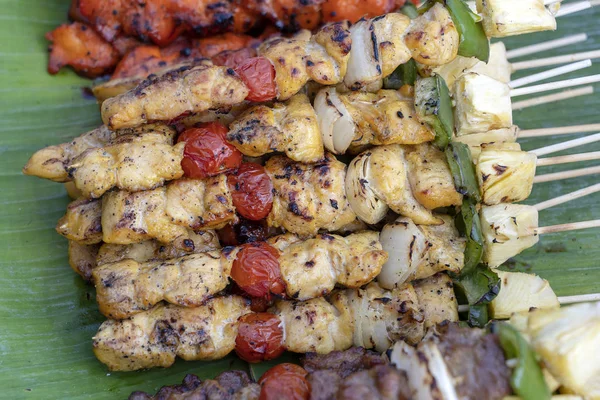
[413,273,459,328]
[68,241,101,281]
[227,94,324,163]
[93,296,251,371]
[56,198,103,244]
[128,371,260,400]
[269,231,388,300]
[68,126,184,198]
[266,154,356,236]
[23,125,112,183]
[302,347,387,377]
[415,216,466,279]
[97,229,220,265]
[101,64,249,129]
[101,175,236,244]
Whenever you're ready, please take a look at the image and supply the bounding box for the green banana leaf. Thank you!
[1,1,599,398]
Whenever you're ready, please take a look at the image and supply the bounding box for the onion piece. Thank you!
[314,87,355,154]
[344,19,381,90]
[345,151,389,224]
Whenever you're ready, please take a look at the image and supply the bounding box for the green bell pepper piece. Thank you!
[467,304,489,328]
[459,198,484,274]
[453,263,500,327]
[399,3,419,18]
[414,75,454,150]
[495,323,552,400]
[383,59,418,89]
[445,142,481,202]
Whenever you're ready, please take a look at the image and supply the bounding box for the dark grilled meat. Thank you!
[128,371,260,400]
[302,347,387,378]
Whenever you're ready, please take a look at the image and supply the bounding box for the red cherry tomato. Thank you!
[228,163,273,221]
[235,313,285,363]
[217,218,270,246]
[234,57,277,102]
[177,122,242,178]
[212,47,257,68]
[259,363,311,400]
[231,242,285,299]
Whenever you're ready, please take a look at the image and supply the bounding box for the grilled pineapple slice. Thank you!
[476,148,537,205]
[480,204,539,268]
[528,302,600,400]
[454,73,512,136]
[490,271,559,319]
[454,126,519,160]
[476,0,557,38]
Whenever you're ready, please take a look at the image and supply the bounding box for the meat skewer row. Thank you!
[92,230,388,319]
[93,275,458,371]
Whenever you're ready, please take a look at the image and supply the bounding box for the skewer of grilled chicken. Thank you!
[56,197,102,244]
[92,295,251,371]
[226,93,324,163]
[93,231,386,319]
[101,7,461,130]
[68,229,220,282]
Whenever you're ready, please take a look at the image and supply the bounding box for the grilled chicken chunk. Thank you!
[266,154,356,236]
[69,126,183,198]
[101,64,249,129]
[68,241,101,281]
[102,174,236,244]
[346,145,441,225]
[269,231,388,300]
[413,273,459,328]
[56,198,102,244]
[406,143,463,210]
[94,249,236,319]
[259,22,351,100]
[405,3,459,66]
[97,230,220,266]
[23,125,112,182]
[227,94,324,163]
[93,296,251,371]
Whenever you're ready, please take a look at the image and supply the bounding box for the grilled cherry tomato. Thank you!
[228,163,273,221]
[259,363,311,400]
[217,218,269,246]
[177,122,242,178]
[235,313,285,363]
[212,47,257,68]
[234,57,277,102]
[231,242,285,299]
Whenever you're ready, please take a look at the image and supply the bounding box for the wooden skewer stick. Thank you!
[506,34,587,59]
[519,123,600,138]
[510,74,600,97]
[534,219,600,234]
[535,182,600,211]
[558,293,600,304]
[534,165,600,183]
[512,86,593,110]
[529,132,600,156]
[509,59,592,89]
[512,50,600,71]
[555,0,592,17]
[536,151,600,166]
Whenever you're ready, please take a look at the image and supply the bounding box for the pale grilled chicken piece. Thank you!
[343,14,411,90]
[227,94,324,162]
[69,127,184,199]
[97,230,220,265]
[414,273,459,328]
[56,198,103,244]
[346,145,441,225]
[102,175,236,244]
[405,143,463,209]
[268,231,387,300]
[316,89,435,155]
[93,249,237,319]
[378,216,466,289]
[266,154,356,236]
[270,294,355,354]
[259,22,351,100]
[93,296,251,371]
[101,64,249,129]
[68,241,101,282]
[405,3,460,66]
[23,125,112,182]
[347,282,425,351]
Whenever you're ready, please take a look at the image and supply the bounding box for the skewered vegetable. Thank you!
[476,0,558,38]
[453,263,501,327]
[490,271,559,319]
[414,74,455,149]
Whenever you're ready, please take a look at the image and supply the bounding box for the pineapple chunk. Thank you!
[470,42,512,83]
[490,271,559,319]
[454,73,512,136]
[476,149,537,205]
[454,126,518,147]
[431,56,480,88]
[480,204,539,268]
[476,0,557,38]
[528,302,600,400]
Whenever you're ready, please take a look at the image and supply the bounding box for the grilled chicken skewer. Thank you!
[93,231,387,319]
[93,274,458,371]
